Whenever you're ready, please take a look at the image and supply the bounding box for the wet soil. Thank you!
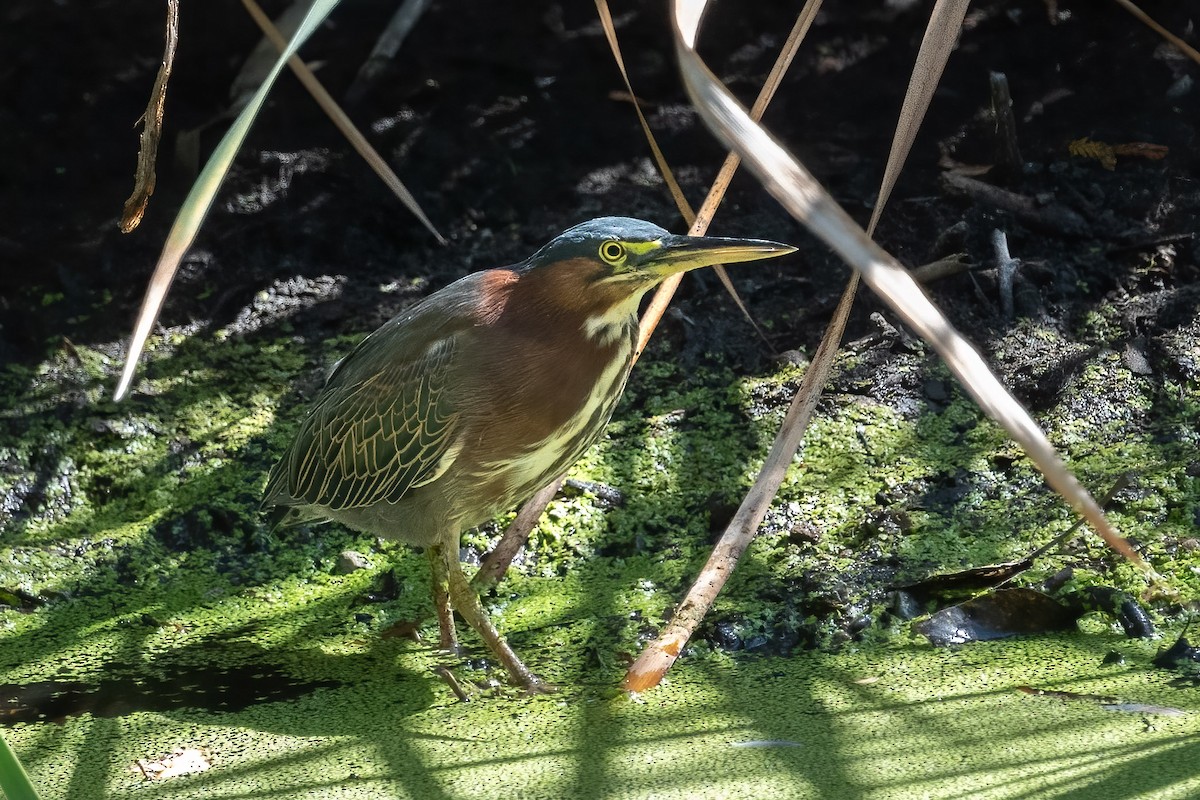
[3,1,1195,364]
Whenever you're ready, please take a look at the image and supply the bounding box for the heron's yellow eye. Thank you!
[599,240,626,265]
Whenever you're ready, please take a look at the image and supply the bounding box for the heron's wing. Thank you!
[265,331,462,512]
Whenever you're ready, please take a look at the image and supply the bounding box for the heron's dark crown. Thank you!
[523,217,669,271]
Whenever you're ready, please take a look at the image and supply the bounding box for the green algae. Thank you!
[7,633,1200,799]
[1,292,1199,798]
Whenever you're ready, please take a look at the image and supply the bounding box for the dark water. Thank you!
[0,662,339,724]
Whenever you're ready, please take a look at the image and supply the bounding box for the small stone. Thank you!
[1122,342,1153,375]
[923,378,949,402]
[336,550,373,574]
[711,620,743,651]
[890,591,923,620]
[774,349,809,368]
[788,521,821,546]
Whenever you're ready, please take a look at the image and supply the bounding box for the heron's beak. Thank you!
[645,233,796,278]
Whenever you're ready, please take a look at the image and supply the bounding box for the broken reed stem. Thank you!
[988,71,1023,183]
[121,0,180,232]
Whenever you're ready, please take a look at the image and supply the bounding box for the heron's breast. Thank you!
[451,323,635,518]
[482,347,630,481]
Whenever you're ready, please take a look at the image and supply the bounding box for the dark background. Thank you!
[3,0,1196,371]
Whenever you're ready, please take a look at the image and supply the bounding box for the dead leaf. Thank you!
[1068,137,1116,170]
[1069,137,1167,170]
[134,747,211,781]
[913,588,1080,646]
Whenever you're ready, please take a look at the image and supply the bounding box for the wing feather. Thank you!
[265,334,461,512]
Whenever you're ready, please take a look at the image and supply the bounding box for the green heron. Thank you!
[263,217,794,691]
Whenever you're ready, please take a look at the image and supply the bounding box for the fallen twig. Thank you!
[912,254,969,284]
[942,171,1089,236]
[121,0,179,233]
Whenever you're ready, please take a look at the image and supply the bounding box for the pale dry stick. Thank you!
[672,0,1149,564]
[346,0,433,104]
[240,0,445,245]
[121,0,179,233]
[638,0,822,356]
[593,1,691,224]
[592,0,756,332]
[473,1,811,582]
[626,0,981,692]
[1112,0,1200,66]
[868,0,971,237]
[625,275,859,691]
[471,477,563,590]
[1022,474,1132,565]
[229,0,317,113]
[114,0,338,402]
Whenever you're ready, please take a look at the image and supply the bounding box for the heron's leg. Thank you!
[427,544,459,653]
[439,541,552,693]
